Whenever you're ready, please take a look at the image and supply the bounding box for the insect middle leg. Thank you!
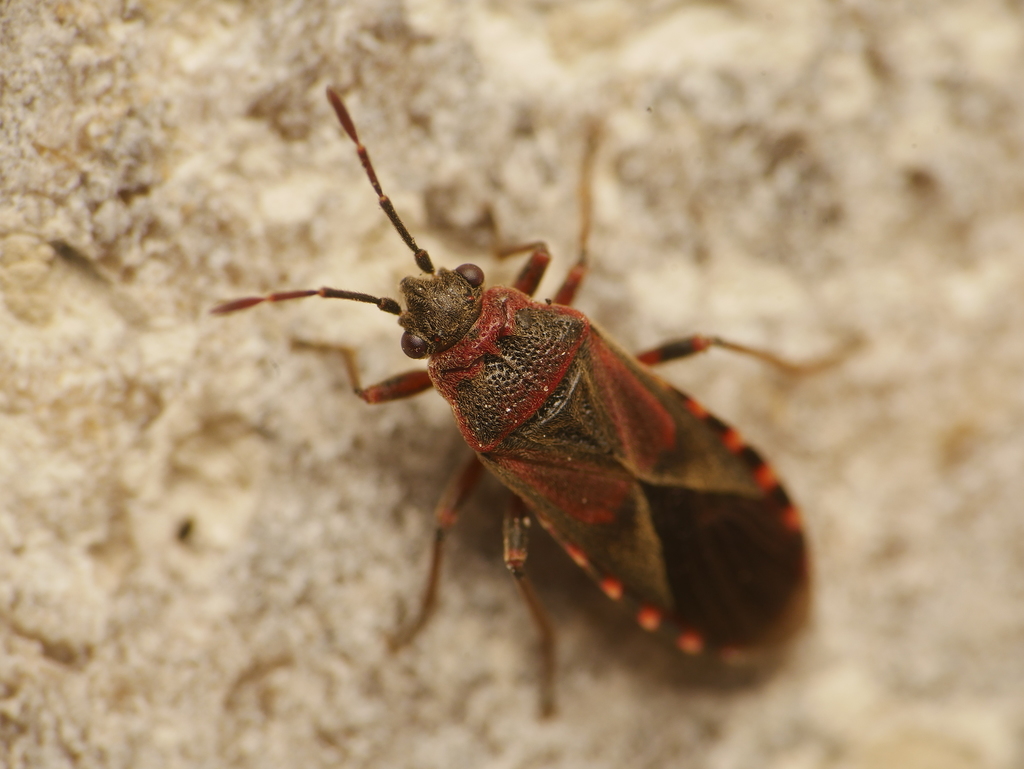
[636,335,838,375]
[390,454,485,649]
[503,496,557,717]
[333,348,483,648]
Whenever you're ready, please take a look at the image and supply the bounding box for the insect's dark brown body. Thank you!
[215,88,811,714]
[428,284,808,652]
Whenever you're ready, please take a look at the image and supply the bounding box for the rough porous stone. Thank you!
[2,1,1022,767]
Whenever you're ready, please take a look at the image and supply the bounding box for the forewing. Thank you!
[483,451,677,612]
[586,327,764,497]
[642,480,808,649]
[483,327,809,651]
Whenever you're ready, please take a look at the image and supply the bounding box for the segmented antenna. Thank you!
[211,288,401,316]
[326,88,435,275]
[210,89,441,317]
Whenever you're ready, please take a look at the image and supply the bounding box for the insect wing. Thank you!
[481,326,808,652]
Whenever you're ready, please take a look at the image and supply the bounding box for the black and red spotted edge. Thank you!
[535,389,807,659]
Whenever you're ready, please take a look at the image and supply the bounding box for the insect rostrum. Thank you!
[213,88,809,717]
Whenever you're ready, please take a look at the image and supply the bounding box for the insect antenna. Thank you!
[326,87,435,275]
[211,288,401,316]
[211,89,438,317]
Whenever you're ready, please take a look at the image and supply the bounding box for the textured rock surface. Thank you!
[2,1,1022,767]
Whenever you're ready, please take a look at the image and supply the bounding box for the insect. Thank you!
[213,88,810,716]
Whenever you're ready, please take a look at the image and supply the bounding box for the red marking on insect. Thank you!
[683,397,708,419]
[212,88,814,718]
[636,606,663,632]
[676,629,705,655]
[495,453,629,525]
[753,462,778,492]
[600,577,625,601]
[564,543,589,568]
[721,428,745,453]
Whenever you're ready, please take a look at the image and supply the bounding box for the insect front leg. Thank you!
[389,455,485,649]
[503,496,557,718]
[336,347,434,402]
[494,242,552,298]
[494,238,586,304]
[497,121,600,307]
[494,226,587,306]
[550,121,600,307]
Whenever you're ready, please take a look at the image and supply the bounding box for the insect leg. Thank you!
[495,123,601,306]
[550,254,587,307]
[336,347,434,402]
[352,370,433,403]
[551,122,600,307]
[636,335,834,375]
[503,496,557,718]
[494,242,552,297]
[390,455,485,649]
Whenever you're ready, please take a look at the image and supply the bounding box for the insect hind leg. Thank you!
[503,496,557,718]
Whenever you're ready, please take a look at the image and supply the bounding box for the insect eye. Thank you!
[455,263,484,288]
[401,331,429,359]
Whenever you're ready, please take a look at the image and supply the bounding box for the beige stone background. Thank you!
[2,0,1023,767]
